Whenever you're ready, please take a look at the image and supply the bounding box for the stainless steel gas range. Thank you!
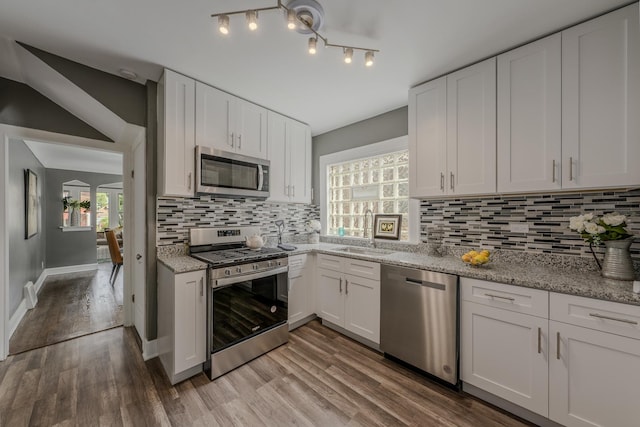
[189,226,289,380]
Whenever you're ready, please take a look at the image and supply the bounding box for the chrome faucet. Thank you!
[363,209,375,248]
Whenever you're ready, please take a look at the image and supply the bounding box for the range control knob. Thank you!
[277,261,282,266]
[252,264,258,270]
[224,269,231,276]
[236,267,242,273]
[267,261,273,267]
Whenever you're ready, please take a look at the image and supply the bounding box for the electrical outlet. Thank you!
[509,223,529,233]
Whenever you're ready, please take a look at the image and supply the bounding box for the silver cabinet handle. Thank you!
[440,173,445,191]
[556,332,560,360]
[484,293,515,302]
[238,134,242,149]
[188,172,192,190]
[552,160,556,183]
[230,132,235,147]
[537,327,542,354]
[339,277,342,293]
[450,172,455,191]
[345,279,348,295]
[292,185,295,197]
[200,277,204,297]
[589,312,638,325]
[569,156,573,181]
[285,185,289,196]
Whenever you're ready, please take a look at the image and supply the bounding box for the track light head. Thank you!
[246,10,258,31]
[218,15,230,35]
[308,37,317,55]
[287,9,296,30]
[344,48,353,64]
[365,51,374,67]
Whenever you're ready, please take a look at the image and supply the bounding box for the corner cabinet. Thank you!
[267,111,312,203]
[561,3,640,190]
[158,69,196,197]
[409,58,496,198]
[157,263,207,385]
[317,254,380,345]
[195,82,268,159]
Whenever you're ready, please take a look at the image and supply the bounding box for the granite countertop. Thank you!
[158,242,640,306]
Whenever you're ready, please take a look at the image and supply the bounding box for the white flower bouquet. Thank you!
[306,219,321,234]
[569,212,631,245]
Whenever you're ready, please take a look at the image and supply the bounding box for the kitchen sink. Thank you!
[335,246,396,256]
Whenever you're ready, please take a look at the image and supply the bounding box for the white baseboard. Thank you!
[142,339,158,361]
[34,269,47,294]
[9,299,27,337]
[44,263,98,278]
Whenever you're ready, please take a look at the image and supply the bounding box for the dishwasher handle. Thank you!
[404,277,446,291]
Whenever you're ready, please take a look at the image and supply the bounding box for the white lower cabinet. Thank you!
[288,254,315,329]
[157,263,207,385]
[461,279,549,417]
[549,293,640,427]
[462,278,640,426]
[317,254,380,344]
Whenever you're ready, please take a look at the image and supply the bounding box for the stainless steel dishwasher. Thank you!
[380,264,458,386]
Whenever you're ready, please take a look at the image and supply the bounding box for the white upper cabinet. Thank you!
[409,59,496,198]
[562,3,640,189]
[267,111,312,203]
[409,76,447,197]
[497,34,562,193]
[195,82,268,159]
[447,58,497,196]
[158,69,196,197]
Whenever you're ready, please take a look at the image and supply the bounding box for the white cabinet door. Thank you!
[174,270,206,374]
[562,3,640,190]
[497,34,562,193]
[462,301,549,417]
[344,274,380,344]
[318,268,345,326]
[158,69,195,197]
[409,76,447,198]
[447,58,496,196]
[288,270,307,326]
[195,82,234,153]
[549,320,640,427]
[236,99,267,159]
[267,111,288,202]
[288,119,311,203]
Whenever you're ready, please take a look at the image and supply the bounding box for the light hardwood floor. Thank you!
[0,320,532,426]
[9,263,123,355]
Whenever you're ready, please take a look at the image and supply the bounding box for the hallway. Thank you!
[9,263,123,355]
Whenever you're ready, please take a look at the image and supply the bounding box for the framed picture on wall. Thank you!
[373,214,401,240]
[25,169,38,239]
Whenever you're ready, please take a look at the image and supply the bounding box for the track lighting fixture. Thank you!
[365,50,374,67]
[343,48,353,64]
[308,37,317,55]
[246,10,258,31]
[218,15,230,35]
[211,0,379,66]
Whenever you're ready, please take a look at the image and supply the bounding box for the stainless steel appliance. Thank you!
[190,226,288,379]
[195,146,270,198]
[380,264,459,386]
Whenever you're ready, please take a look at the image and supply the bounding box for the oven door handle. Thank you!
[213,265,289,288]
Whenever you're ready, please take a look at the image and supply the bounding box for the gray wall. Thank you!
[0,77,111,141]
[145,81,158,340]
[311,106,408,204]
[45,169,122,268]
[8,140,47,317]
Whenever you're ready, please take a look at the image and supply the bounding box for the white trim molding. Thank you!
[142,339,159,361]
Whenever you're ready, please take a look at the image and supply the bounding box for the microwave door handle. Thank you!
[258,165,264,190]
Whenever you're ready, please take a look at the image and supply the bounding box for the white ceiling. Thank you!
[0,0,632,135]
[23,140,123,175]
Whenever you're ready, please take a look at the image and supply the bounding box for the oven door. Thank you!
[196,146,270,198]
[209,266,288,354]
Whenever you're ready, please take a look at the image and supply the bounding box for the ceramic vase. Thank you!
[601,237,636,281]
[309,232,319,244]
[70,207,80,227]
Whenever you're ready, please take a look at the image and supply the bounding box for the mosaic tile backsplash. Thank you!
[157,196,320,246]
[419,189,640,260]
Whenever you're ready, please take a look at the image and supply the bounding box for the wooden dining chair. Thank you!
[105,229,123,286]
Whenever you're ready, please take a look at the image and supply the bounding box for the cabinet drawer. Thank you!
[345,259,380,280]
[550,293,640,340]
[288,254,307,271]
[461,278,548,318]
[317,254,342,272]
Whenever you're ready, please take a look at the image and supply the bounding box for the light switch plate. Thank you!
[509,223,529,233]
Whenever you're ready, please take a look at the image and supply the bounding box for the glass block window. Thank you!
[327,150,409,240]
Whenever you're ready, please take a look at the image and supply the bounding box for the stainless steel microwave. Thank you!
[195,146,270,198]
